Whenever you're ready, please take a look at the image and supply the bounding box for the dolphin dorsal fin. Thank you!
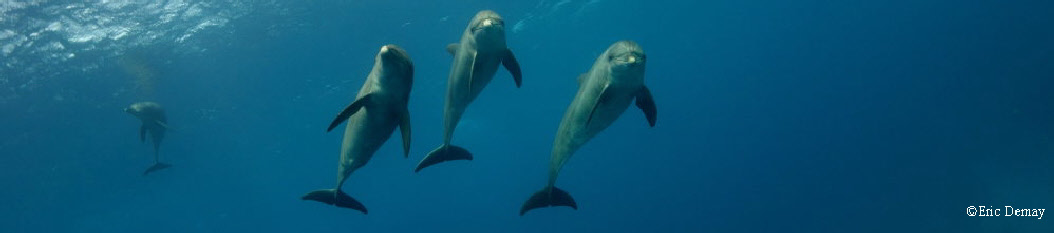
[327,94,373,132]
[446,43,458,55]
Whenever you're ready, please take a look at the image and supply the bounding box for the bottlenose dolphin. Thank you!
[125,102,171,176]
[520,41,657,215]
[302,45,414,214]
[416,10,523,172]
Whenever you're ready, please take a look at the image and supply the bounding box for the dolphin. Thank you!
[415,10,523,172]
[302,45,414,214]
[520,41,657,215]
[125,101,171,176]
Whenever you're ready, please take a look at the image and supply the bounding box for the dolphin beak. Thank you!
[627,55,637,63]
[381,45,390,54]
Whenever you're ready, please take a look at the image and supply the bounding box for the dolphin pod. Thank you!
[124,10,658,216]
[303,11,656,215]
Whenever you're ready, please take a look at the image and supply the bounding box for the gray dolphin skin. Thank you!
[416,10,523,172]
[520,41,657,215]
[124,101,171,176]
[302,45,414,214]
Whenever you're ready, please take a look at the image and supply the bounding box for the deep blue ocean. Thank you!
[2,0,1052,232]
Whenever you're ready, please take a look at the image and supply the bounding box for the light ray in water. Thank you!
[118,51,157,99]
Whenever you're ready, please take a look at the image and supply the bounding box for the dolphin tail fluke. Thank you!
[414,145,473,172]
[520,186,577,216]
[302,189,368,214]
[142,163,171,176]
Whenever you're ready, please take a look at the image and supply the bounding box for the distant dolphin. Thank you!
[125,101,171,176]
[416,10,523,172]
[520,41,657,215]
[302,45,414,214]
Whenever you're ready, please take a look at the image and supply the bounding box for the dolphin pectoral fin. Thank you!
[155,121,175,133]
[415,145,472,172]
[635,86,657,127]
[585,84,611,128]
[139,125,147,143]
[156,121,171,130]
[399,109,411,158]
[520,186,577,216]
[446,43,458,55]
[501,49,522,87]
[302,189,368,214]
[467,52,478,92]
[327,94,373,132]
[142,163,171,176]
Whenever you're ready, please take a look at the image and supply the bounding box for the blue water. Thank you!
[2,0,1053,232]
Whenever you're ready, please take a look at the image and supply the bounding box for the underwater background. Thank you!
[1,0,1052,232]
